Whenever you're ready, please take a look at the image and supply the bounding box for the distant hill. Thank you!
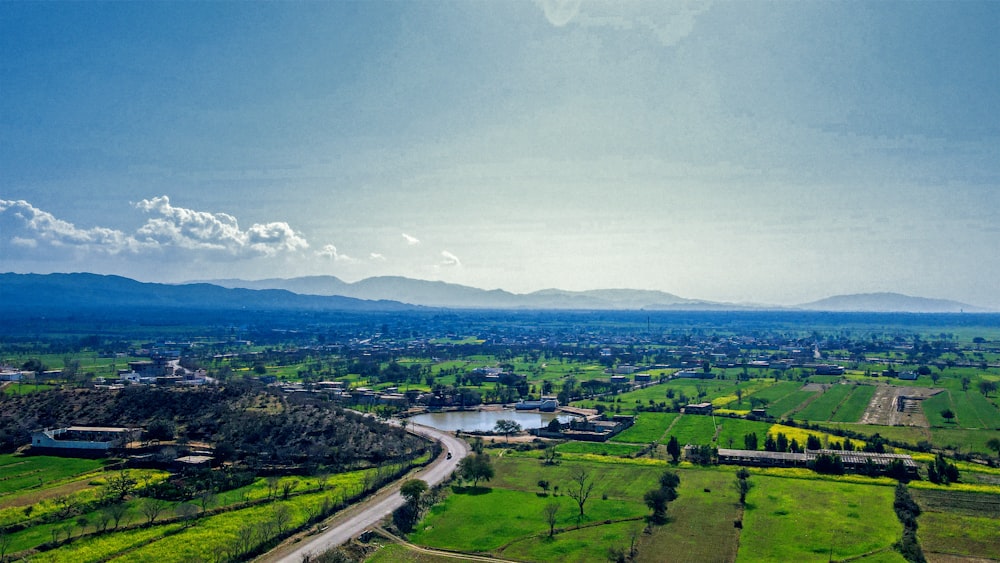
[205,276,725,310]
[796,292,989,313]
[0,273,416,313]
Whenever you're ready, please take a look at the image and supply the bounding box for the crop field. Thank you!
[663,414,718,446]
[609,413,678,444]
[554,441,644,457]
[714,418,774,450]
[765,387,819,419]
[917,512,1000,561]
[633,468,742,563]
[924,389,1000,429]
[0,455,105,496]
[928,428,999,456]
[793,384,853,422]
[737,476,900,562]
[829,385,877,422]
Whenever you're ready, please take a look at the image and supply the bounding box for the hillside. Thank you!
[797,292,988,313]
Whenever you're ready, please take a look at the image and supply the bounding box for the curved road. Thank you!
[261,422,469,563]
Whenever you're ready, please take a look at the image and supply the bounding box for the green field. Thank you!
[663,414,718,446]
[918,512,1000,561]
[554,442,644,457]
[829,385,877,423]
[610,412,679,443]
[794,384,853,422]
[714,418,774,450]
[924,389,1000,429]
[0,454,105,495]
[737,476,901,562]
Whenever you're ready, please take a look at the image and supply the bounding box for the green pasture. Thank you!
[663,414,718,446]
[554,442,644,458]
[829,384,876,423]
[1,383,57,395]
[930,428,1000,455]
[633,468,742,563]
[765,388,818,419]
[501,519,644,563]
[737,476,900,562]
[924,389,1000,429]
[366,542,456,563]
[918,512,1000,561]
[714,418,774,450]
[794,384,853,422]
[0,455,105,496]
[609,413,679,444]
[410,457,658,554]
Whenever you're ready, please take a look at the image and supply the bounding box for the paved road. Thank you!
[261,422,469,563]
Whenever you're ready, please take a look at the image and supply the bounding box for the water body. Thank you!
[409,409,574,433]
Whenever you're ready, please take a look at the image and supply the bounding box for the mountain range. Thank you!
[202,275,991,313]
[0,272,991,314]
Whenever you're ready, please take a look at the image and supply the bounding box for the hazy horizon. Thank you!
[3,2,998,308]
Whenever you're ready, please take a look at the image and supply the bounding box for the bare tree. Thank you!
[566,467,595,519]
[106,502,129,529]
[0,528,12,563]
[266,476,281,499]
[197,489,217,514]
[176,502,199,525]
[543,502,560,537]
[140,497,168,525]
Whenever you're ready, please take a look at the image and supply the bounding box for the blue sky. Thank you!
[2,1,998,308]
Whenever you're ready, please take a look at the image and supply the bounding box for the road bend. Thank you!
[260,422,469,563]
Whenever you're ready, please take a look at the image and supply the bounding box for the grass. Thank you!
[917,511,1000,560]
[365,542,458,563]
[609,413,679,444]
[829,385,877,423]
[737,475,901,562]
[0,455,105,496]
[794,384,853,422]
[633,468,742,563]
[554,442,644,457]
[663,414,717,446]
[930,427,1000,455]
[713,418,774,450]
[501,519,644,563]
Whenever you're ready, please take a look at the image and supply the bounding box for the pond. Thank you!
[408,409,575,433]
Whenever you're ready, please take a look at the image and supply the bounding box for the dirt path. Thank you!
[860,384,942,427]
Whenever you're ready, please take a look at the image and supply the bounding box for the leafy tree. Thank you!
[644,470,680,524]
[806,434,822,450]
[979,380,997,397]
[458,453,494,488]
[743,432,758,450]
[493,419,522,442]
[537,479,550,495]
[666,435,681,463]
[566,467,595,518]
[940,409,955,423]
[400,479,428,507]
[734,467,753,505]
[986,437,1000,458]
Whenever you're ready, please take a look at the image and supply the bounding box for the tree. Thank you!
[806,434,822,450]
[105,502,129,529]
[979,380,997,397]
[542,445,560,465]
[666,435,681,463]
[566,467,595,518]
[458,453,494,488]
[734,467,753,505]
[140,497,168,525]
[400,479,428,507]
[493,419,522,442]
[986,437,1000,458]
[104,470,138,501]
[644,471,680,525]
[543,501,560,537]
[538,479,551,495]
[743,432,758,451]
[940,409,956,423]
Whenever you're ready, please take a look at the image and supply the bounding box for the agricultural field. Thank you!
[923,389,1000,429]
[554,441,644,458]
[663,415,718,447]
[609,413,679,444]
[911,488,1000,561]
[737,476,901,562]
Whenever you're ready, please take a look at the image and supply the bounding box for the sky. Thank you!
[2,1,998,308]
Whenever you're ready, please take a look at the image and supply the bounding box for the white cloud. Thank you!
[0,199,145,254]
[402,233,421,246]
[134,195,308,257]
[316,243,355,262]
[440,250,462,267]
[1,196,314,262]
[537,0,582,27]
[370,252,386,261]
[538,0,711,46]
